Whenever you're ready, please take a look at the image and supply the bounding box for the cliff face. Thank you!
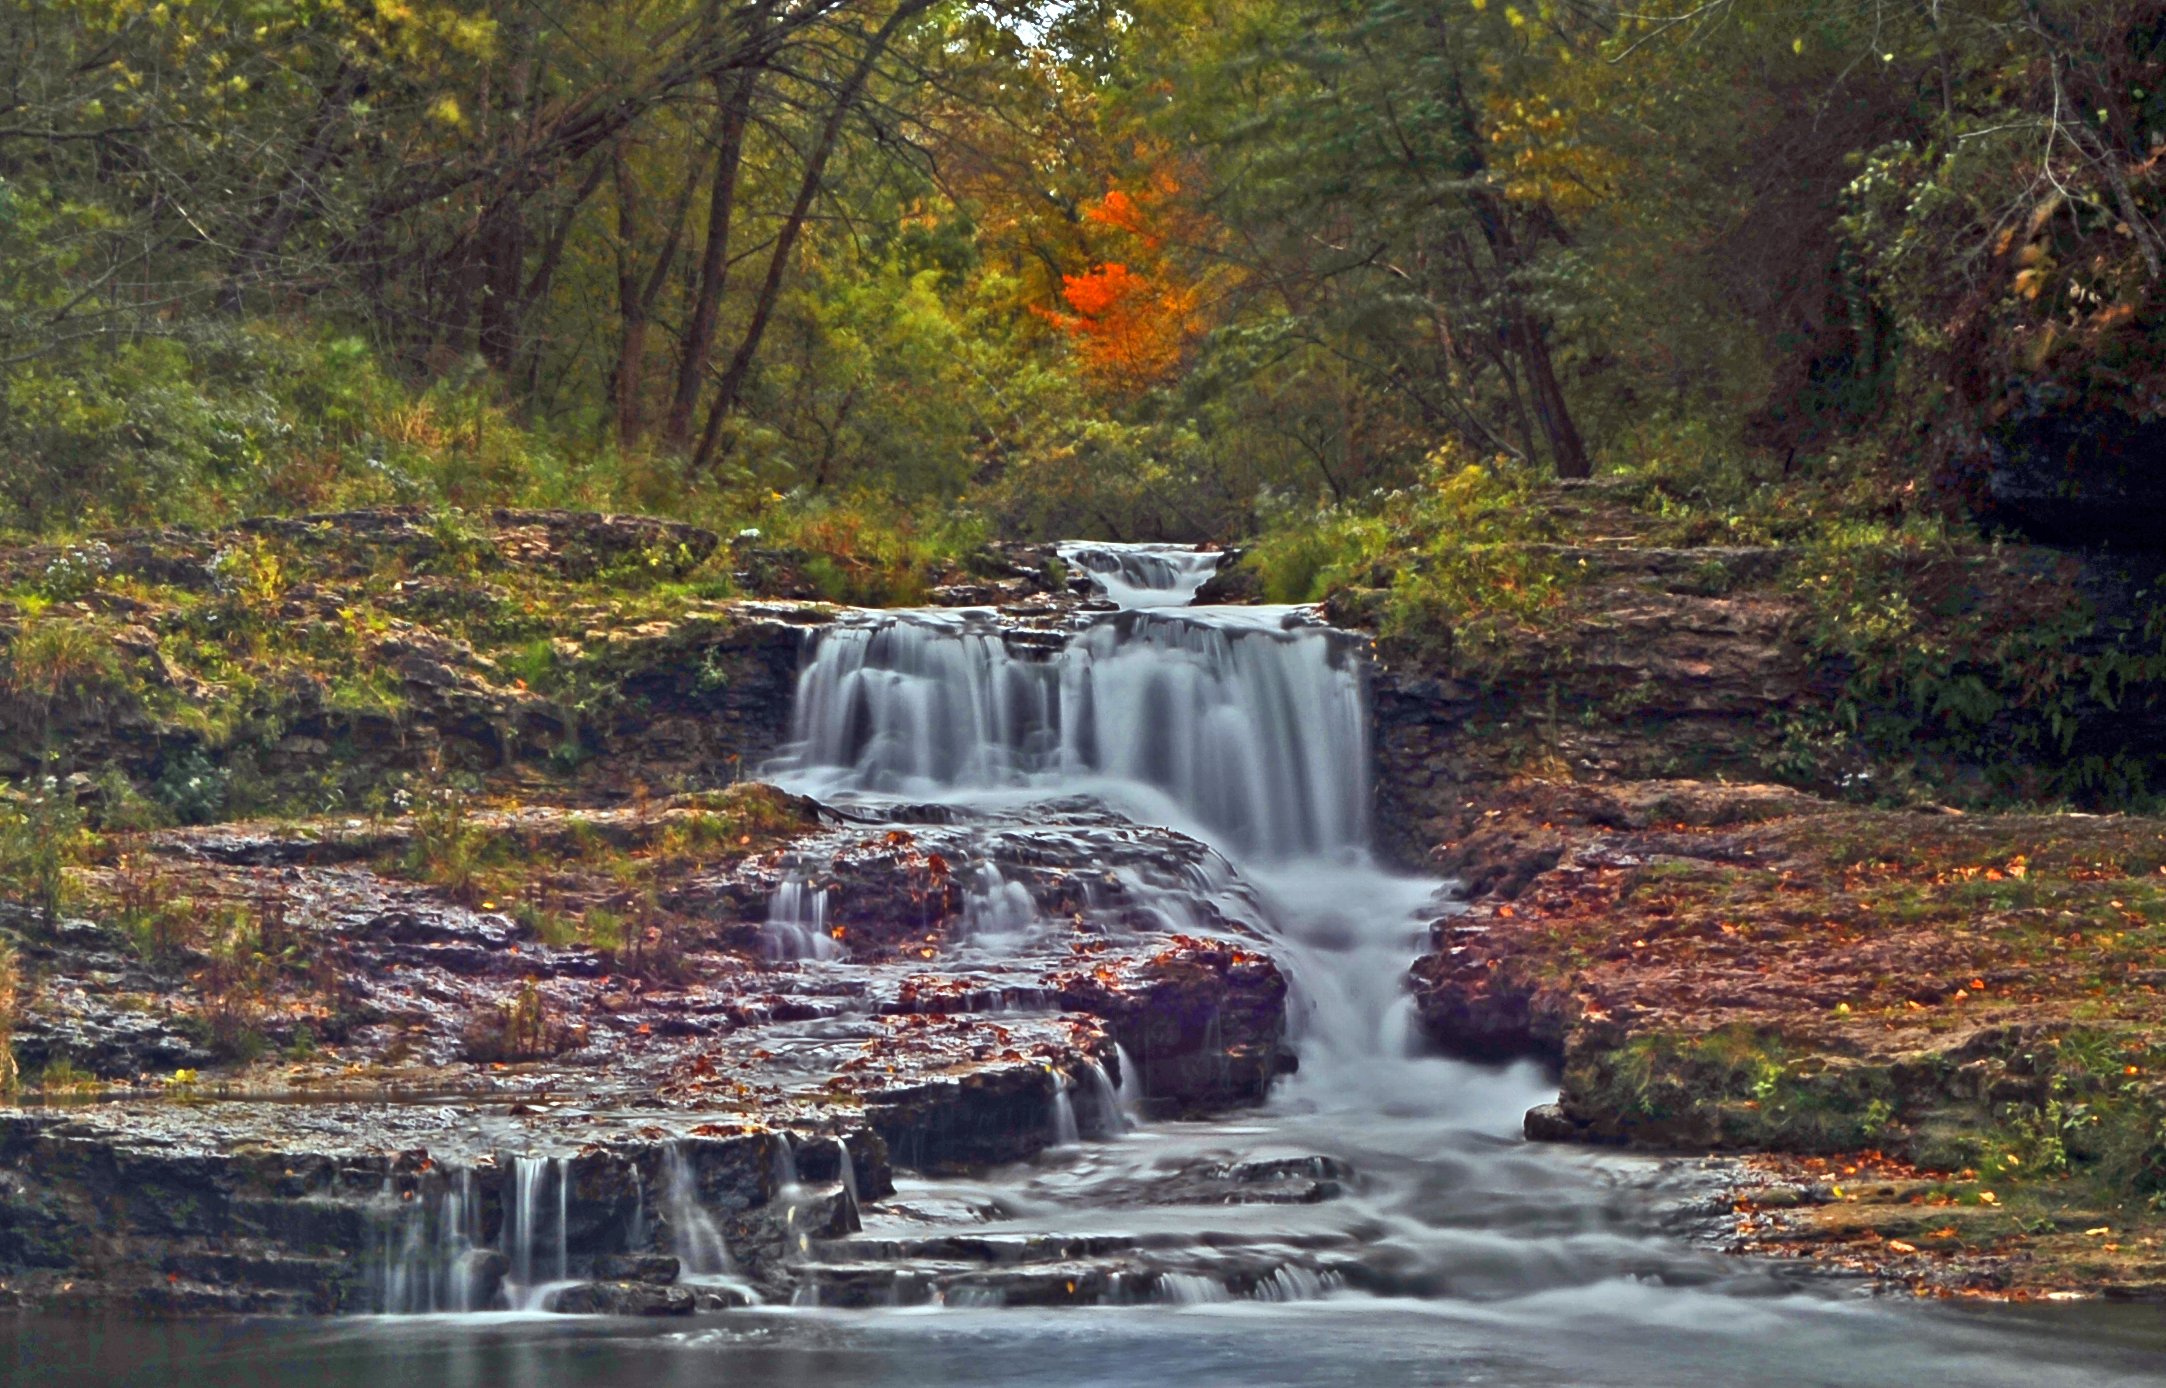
[1368,543,1825,870]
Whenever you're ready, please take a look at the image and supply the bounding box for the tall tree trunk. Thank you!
[1514,307,1588,478]
[514,155,611,400]
[664,68,759,452]
[606,138,702,447]
[691,0,936,472]
[1440,53,1590,478]
[611,148,652,449]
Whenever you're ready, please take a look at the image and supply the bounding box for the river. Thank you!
[5,543,2163,1385]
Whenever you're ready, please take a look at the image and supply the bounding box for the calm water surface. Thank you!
[8,1295,2166,1388]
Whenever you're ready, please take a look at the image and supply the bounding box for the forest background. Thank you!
[4,0,2165,564]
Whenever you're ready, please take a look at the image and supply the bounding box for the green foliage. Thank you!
[764,493,989,606]
[154,749,231,826]
[1788,524,2166,804]
[406,785,485,903]
[34,1054,100,1093]
[0,940,17,1095]
[0,778,90,926]
[1242,451,1570,654]
[187,905,279,1064]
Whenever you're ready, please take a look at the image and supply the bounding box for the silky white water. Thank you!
[48,541,2159,1382]
[778,544,1435,1087]
[1056,541,1226,608]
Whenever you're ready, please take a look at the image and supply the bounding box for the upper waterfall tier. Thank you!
[1057,542,1225,608]
[780,606,1367,861]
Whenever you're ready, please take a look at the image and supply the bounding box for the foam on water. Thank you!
[1056,541,1226,608]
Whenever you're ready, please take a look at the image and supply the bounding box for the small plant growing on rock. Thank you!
[0,941,19,1094]
[461,980,560,1063]
[114,858,207,965]
[153,747,230,825]
[35,1054,99,1093]
[407,784,485,902]
[583,905,624,952]
[191,908,272,1063]
[0,621,124,735]
[0,777,91,928]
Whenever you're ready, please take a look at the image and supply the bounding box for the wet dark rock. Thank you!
[1523,1103,1581,1143]
[1192,553,1257,605]
[1052,939,1291,1113]
[551,1280,695,1315]
[590,1252,679,1283]
[865,1065,1074,1172]
[1982,398,2166,550]
[0,1105,892,1314]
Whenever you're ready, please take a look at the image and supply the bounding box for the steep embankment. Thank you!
[1358,483,2166,1299]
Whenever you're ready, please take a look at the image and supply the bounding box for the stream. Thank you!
[6,544,2164,1385]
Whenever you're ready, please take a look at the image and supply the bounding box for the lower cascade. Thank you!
[355,543,1465,1316]
[4,541,2157,1384]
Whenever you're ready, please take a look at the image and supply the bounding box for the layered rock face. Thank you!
[0,1106,881,1315]
[0,524,1318,1317]
[0,796,1288,1313]
[1368,543,1824,870]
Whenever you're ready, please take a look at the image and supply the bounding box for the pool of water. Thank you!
[10,1293,2165,1388]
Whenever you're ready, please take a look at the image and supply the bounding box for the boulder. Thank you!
[550,1280,695,1316]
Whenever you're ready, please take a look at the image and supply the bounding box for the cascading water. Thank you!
[1057,542,1225,608]
[1050,1072,1081,1147]
[772,538,1563,1307]
[71,542,2159,1386]
[779,544,1415,1074]
[663,1141,738,1278]
[783,606,1368,862]
[763,879,840,962]
[499,1154,576,1310]
[373,1168,486,1314]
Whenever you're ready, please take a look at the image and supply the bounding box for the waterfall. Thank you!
[1057,542,1224,608]
[771,1140,811,1262]
[662,1141,736,1276]
[782,607,1367,860]
[373,1167,489,1314]
[553,1156,569,1284]
[1080,1056,1127,1137]
[763,879,840,962]
[830,1136,860,1208]
[1050,1071,1081,1147]
[501,1155,576,1309]
[960,860,1037,939]
[1112,1043,1146,1125]
[777,542,1457,1091]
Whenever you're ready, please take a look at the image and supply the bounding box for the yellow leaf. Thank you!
[1793,37,1804,54]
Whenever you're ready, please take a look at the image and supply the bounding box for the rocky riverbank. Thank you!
[7,496,2166,1313]
[1338,479,2166,1299]
[1400,777,2166,1299]
[0,783,1288,1314]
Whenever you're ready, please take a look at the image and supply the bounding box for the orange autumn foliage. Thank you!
[1035,176,1211,392]
[1041,260,1201,391]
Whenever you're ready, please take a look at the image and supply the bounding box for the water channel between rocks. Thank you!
[7,544,2164,1386]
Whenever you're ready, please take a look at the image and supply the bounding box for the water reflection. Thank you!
[9,1299,2166,1388]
